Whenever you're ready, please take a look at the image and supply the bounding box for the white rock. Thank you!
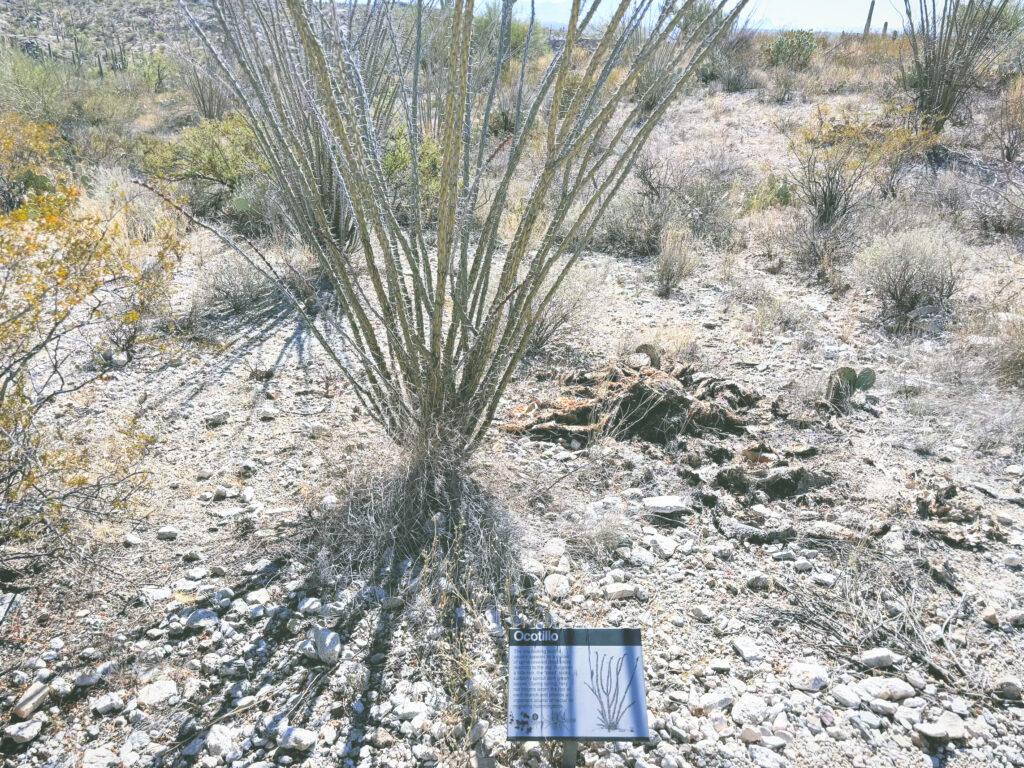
[544,573,570,599]
[630,547,657,567]
[648,534,678,559]
[394,699,428,721]
[278,726,317,751]
[205,724,236,756]
[139,586,172,603]
[83,748,120,768]
[853,676,914,701]
[313,628,341,665]
[540,537,566,561]
[185,609,219,631]
[604,582,636,600]
[4,720,42,744]
[156,526,179,541]
[749,744,788,768]
[788,661,829,692]
[137,679,178,709]
[91,693,124,715]
[699,688,733,712]
[298,597,322,615]
[732,693,769,725]
[732,636,764,663]
[642,496,689,515]
[859,647,899,669]
[12,681,48,718]
[690,605,714,622]
[831,684,861,708]
[483,724,506,753]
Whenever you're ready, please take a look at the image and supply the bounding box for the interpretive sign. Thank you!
[507,628,649,742]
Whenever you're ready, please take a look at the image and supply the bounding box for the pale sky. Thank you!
[529,0,908,32]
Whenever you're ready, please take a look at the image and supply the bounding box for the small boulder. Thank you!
[4,720,42,744]
[544,573,570,600]
[859,647,899,669]
[732,636,764,663]
[138,679,178,709]
[278,727,317,751]
[788,661,829,692]
[313,628,341,665]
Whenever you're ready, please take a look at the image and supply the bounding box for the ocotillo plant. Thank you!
[181,0,746,564]
[900,0,1010,133]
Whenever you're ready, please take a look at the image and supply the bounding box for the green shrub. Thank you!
[382,127,442,226]
[763,30,817,71]
[137,113,268,224]
[0,48,146,152]
[743,172,793,212]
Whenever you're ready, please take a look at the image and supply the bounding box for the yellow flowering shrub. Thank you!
[0,119,182,546]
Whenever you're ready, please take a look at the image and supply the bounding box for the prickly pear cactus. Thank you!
[856,368,876,391]
[825,366,877,409]
[634,342,663,370]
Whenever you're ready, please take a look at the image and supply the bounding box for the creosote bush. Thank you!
[853,226,965,330]
[763,29,817,71]
[184,0,747,594]
[136,113,270,227]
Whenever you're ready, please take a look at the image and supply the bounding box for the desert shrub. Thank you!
[595,187,667,258]
[199,251,276,315]
[867,109,938,198]
[674,153,740,248]
[992,76,1024,161]
[853,227,965,329]
[180,59,233,120]
[763,30,817,71]
[995,311,1024,382]
[792,113,874,229]
[699,23,760,92]
[596,150,739,257]
[743,171,793,212]
[0,48,146,163]
[654,229,700,297]
[1,180,180,546]
[899,0,1011,133]
[634,44,678,113]
[524,265,600,359]
[137,113,271,228]
[0,113,60,213]
[473,2,549,61]
[382,127,443,226]
[790,111,882,267]
[731,280,807,339]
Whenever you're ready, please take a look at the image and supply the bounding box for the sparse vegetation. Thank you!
[654,229,700,298]
[4,6,1024,767]
[853,226,965,329]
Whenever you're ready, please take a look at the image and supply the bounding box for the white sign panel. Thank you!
[507,628,649,741]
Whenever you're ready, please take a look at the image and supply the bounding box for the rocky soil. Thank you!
[3,93,1024,768]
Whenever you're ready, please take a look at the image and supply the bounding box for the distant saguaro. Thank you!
[863,0,876,39]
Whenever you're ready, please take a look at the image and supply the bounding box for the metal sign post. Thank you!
[561,739,579,767]
[507,628,649,766]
